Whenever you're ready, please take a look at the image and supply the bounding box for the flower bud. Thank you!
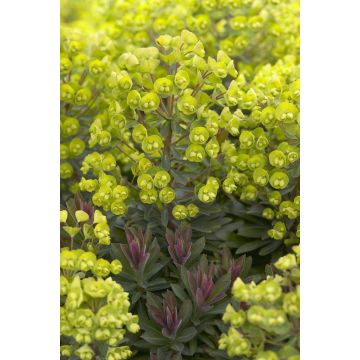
[222,304,246,327]
[283,290,300,317]
[260,106,277,128]
[187,203,199,217]
[74,88,92,105]
[60,249,79,270]
[60,57,72,74]
[177,94,198,115]
[140,92,160,112]
[268,221,286,240]
[111,200,127,216]
[137,174,154,190]
[239,130,255,149]
[172,205,188,220]
[274,254,297,270]
[205,137,220,158]
[154,77,173,96]
[132,124,147,143]
[94,222,110,244]
[60,84,75,102]
[270,171,289,189]
[112,185,129,200]
[127,89,141,108]
[142,135,164,154]
[256,135,269,150]
[198,184,217,203]
[134,158,151,174]
[236,154,249,171]
[110,259,123,274]
[275,102,298,123]
[89,59,105,76]
[98,130,112,147]
[159,187,176,204]
[75,344,95,360]
[60,162,74,179]
[93,258,111,277]
[279,201,299,219]
[139,189,158,204]
[69,138,85,157]
[118,70,133,90]
[60,144,69,160]
[185,144,206,162]
[240,89,257,110]
[223,177,237,194]
[269,150,287,168]
[247,154,266,170]
[175,69,190,89]
[189,127,210,145]
[240,184,258,201]
[262,208,275,220]
[253,168,269,186]
[154,170,171,188]
[60,345,72,357]
[77,252,97,272]
[268,191,282,205]
[62,117,80,137]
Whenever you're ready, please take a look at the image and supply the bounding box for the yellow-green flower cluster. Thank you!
[60,16,299,229]
[60,220,139,359]
[61,208,112,248]
[172,203,199,220]
[61,0,299,65]
[219,247,300,359]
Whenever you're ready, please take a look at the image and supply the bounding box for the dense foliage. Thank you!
[60,0,300,359]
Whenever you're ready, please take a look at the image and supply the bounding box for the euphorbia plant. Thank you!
[60,0,300,359]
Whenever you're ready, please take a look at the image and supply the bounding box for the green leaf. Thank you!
[180,266,192,297]
[160,208,169,227]
[191,216,232,233]
[258,240,282,256]
[197,333,215,348]
[171,283,188,302]
[146,279,169,291]
[237,223,267,238]
[161,153,171,171]
[170,169,188,185]
[235,239,272,254]
[146,262,167,279]
[141,330,169,346]
[206,299,228,315]
[187,236,205,265]
[179,299,193,327]
[207,273,231,303]
[176,327,197,343]
[240,256,252,278]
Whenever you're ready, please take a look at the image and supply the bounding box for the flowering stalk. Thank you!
[120,227,150,271]
[147,291,182,338]
[187,256,227,312]
[165,224,192,266]
[219,248,246,283]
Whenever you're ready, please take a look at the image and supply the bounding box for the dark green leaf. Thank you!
[176,327,197,343]
[171,283,188,302]
[236,240,272,254]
